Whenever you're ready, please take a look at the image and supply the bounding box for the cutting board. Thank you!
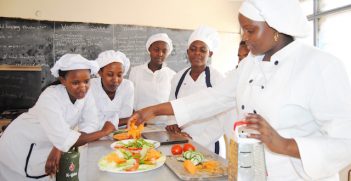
[165,154,228,180]
[142,131,189,145]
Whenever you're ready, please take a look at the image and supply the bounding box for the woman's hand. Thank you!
[245,113,300,158]
[101,121,116,135]
[178,132,192,139]
[45,146,62,177]
[129,102,175,126]
[165,124,181,133]
[129,108,156,126]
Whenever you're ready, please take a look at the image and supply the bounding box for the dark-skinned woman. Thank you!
[0,54,115,180]
[90,50,134,129]
[166,26,229,154]
[129,0,351,180]
[129,33,176,126]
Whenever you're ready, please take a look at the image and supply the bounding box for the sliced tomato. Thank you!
[128,147,142,150]
[124,162,140,172]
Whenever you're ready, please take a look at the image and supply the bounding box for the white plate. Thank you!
[110,139,161,150]
[98,152,166,174]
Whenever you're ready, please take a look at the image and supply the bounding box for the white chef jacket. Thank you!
[168,66,230,151]
[171,40,351,180]
[129,62,175,125]
[0,84,99,180]
[89,77,134,129]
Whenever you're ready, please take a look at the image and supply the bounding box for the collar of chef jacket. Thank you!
[236,40,301,128]
[141,61,169,75]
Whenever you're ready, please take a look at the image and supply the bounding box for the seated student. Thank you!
[90,50,134,129]
[166,26,229,154]
[0,54,115,180]
[129,33,176,126]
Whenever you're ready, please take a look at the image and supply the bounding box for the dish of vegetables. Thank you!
[98,139,164,173]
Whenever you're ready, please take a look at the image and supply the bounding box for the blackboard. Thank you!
[0,66,42,112]
[0,17,192,87]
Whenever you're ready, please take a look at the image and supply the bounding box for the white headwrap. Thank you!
[239,0,310,38]
[50,54,99,78]
[188,26,220,53]
[95,50,130,76]
[146,33,173,57]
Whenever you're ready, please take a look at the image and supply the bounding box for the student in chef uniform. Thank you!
[238,40,249,63]
[129,0,351,180]
[165,26,229,154]
[0,54,115,180]
[129,33,176,126]
[90,50,134,129]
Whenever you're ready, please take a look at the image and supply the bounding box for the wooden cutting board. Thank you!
[165,154,228,180]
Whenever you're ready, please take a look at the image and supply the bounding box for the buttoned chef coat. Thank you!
[129,62,175,125]
[89,77,134,129]
[171,41,351,181]
[0,85,99,180]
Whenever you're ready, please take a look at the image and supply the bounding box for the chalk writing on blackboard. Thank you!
[0,17,192,86]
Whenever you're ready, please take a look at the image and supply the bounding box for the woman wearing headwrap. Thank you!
[129,0,351,180]
[165,26,229,154]
[0,54,115,180]
[90,50,134,129]
[129,33,176,125]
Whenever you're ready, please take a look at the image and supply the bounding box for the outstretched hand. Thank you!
[128,107,156,126]
[244,113,300,158]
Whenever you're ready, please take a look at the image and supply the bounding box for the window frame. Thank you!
[305,0,351,46]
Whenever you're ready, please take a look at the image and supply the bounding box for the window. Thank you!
[320,0,351,11]
[300,0,351,81]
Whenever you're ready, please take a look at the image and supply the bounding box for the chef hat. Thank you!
[50,54,99,78]
[239,0,310,38]
[187,26,220,53]
[95,50,130,76]
[146,33,173,57]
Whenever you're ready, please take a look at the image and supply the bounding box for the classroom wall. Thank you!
[0,0,242,73]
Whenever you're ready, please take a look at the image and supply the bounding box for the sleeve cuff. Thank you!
[171,99,192,127]
[294,137,351,179]
[166,116,177,125]
[60,130,81,152]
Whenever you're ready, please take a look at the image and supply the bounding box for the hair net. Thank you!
[145,33,173,57]
[187,26,220,53]
[95,50,130,76]
[239,0,310,38]
[50,54,99,78]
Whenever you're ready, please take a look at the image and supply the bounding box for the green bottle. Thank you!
[56,147,80,181]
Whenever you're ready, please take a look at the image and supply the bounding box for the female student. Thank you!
[129,0,351,180]
[129,33,176,125]
[0,54,115,180]
[90,50,134,129]
[166,26,228,154]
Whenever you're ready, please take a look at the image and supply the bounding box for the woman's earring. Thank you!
[274,32,279,42]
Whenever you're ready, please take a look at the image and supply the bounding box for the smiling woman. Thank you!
[0,54,116,180]
[90,50,134,130]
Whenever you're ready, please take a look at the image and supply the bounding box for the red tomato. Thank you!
[171,144,183,155]
[183,143,196,152]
